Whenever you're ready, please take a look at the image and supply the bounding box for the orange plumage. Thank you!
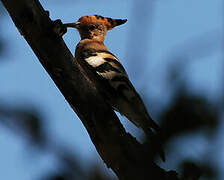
[77,15,127,30]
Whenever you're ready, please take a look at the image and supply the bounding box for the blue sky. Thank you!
[0,0,223,179]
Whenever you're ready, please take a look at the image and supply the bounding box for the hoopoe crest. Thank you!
[65,15,127,41]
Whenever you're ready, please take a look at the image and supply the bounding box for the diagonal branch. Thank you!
[1,0,179,179]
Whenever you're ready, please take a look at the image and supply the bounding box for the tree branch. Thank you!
[1,0,179,179]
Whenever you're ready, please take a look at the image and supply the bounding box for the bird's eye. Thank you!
[89,24,96,30]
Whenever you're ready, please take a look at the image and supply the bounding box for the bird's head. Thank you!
[64,15,127,41]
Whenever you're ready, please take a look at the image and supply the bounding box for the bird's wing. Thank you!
[82,50,138,99]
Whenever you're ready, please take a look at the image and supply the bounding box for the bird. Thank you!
[64,15,164,161]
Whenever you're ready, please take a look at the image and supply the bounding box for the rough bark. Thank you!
[1,0,180,179]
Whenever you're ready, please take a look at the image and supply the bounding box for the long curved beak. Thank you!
[64,22,80,28]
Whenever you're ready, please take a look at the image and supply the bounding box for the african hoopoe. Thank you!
[64,15,164,160]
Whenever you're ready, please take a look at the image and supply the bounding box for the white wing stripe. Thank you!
[85,56,105,67]
[97,71,118,79]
